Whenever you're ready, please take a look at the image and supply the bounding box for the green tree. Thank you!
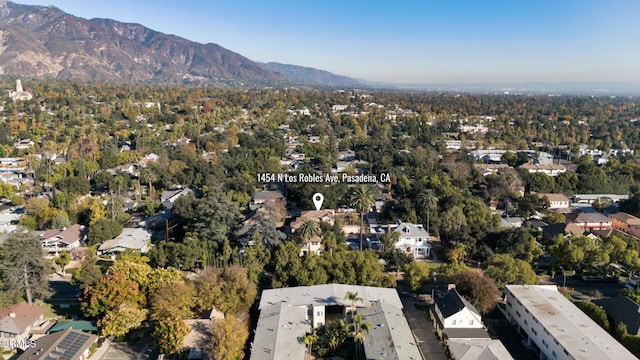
[417,189,439,235]
[0,231,51,304]
[303,331,318,357]
[404,261,431,292]
[72,250,103,290]
[88,218,123,245]
[51,212,71,230]
[346,185,377,251]
[484,254,538,288]
[577,301,609,330]
[154,319,191,355]
[55,250,71,275]
[344,291,363,315]
[349,312,372,359]
[298,218,321,255]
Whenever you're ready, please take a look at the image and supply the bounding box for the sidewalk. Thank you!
[89,337,110,359]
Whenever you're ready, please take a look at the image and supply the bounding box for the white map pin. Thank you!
[312,193,324,211]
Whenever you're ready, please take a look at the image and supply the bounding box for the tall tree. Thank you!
[298,218,321,255]
[346,185,377,251]
[0,231,50,304]
[344,291,363,316]
[417,189,438,235]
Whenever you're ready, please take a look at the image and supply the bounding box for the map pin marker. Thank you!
[312,193,324,211]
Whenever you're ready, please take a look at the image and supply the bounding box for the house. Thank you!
[473,163,511,176]
[519,163,567,177]
[13,139,35,150]
[573,194,629,204]
[251,284,418,360]
[541,223,583,241]
[250,190,286,211]
[18,329,97,360]
[290,209,335,232]
[570,212,612,231]
[537,193,570,209]
[505,285,636,360]
[593,296,640,336]
[40,224,86,257]
[391,221,431,258]
[97,228,151,255]
[161,187,194,210]
[431,287,487,340]
[447,338,514,360]
[610,212,640,239]
[0,302,48,347]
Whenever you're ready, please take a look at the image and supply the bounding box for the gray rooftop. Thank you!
[361,301,421,360]
[258,284,403,310]
[506,285,636,360]
[447,338,514,360]
[98,228,150,253]
[250,303,307,360]
[392,221,430,238]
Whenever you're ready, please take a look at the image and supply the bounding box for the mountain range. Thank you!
[0,1,360,87]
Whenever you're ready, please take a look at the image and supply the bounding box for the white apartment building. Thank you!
[504,285,635,360]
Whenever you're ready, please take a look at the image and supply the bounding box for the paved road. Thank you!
[397,282,446,360]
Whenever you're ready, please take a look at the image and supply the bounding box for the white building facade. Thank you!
[504,285,635,360]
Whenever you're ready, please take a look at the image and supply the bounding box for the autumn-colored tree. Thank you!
[154,319,191,355]
[80,271,145,318]
[150,281,195,321]
[454,269,499,314]
[98,302,148,338]
[211,315,249,360]
[194,265,257,315]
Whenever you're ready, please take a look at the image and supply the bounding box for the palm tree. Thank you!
[298,219,320,255]
[139,167,157,200]
[344,291,363,316]
[417,189,438,235]
[349,312,372,359]
[379,228,400,253]
[303,331,318,357]
[347,186,377,251]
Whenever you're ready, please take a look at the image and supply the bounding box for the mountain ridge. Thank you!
[0,1,289,86]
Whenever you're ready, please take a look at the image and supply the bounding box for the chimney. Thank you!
[447,284,456,292]
[9,312,15,317]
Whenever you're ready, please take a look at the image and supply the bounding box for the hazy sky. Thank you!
[15,0,640,84]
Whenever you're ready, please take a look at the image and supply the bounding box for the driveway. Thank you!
[397,282,446,360]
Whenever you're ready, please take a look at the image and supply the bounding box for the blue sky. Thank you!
[16,0,640,83]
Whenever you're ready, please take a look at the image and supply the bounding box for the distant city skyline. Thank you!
[15,0,640,84]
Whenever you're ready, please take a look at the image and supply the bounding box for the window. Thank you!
[531,328,537,336]
[469,320,473,325]
[524,319,528,325]
[542,339,548,348]
[552,351,557,358]
[516,311,521,318]
[507,300,512,307]
[452,320,457,325]
[316,311,322,316]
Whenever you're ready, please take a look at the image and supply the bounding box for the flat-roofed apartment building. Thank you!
[504,285,636,360]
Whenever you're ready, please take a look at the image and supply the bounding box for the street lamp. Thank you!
[559,266,566,288]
